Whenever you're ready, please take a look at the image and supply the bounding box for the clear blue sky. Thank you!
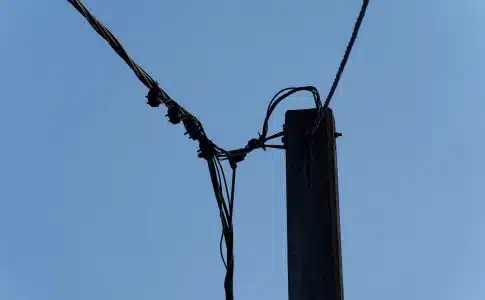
[2,0,485,299]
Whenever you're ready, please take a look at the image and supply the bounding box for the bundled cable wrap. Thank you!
[65,0,369,299]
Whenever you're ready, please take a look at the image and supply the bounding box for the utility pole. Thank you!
[284,108,343,300]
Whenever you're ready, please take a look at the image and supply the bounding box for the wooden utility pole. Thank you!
[284,108,343,300]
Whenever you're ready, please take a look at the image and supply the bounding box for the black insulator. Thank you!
[166,106,181,124]
[146,88,162,107]
[183,117,201,140]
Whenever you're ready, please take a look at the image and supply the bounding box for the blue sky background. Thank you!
[2,0,485,299]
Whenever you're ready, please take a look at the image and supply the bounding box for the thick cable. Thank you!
[206,159,230,235]
[66,0,211,147]
[312,0,370,133]
[67,0,157,92]
[215,157,232,270]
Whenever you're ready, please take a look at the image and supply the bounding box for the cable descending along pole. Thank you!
[64,0,369,299]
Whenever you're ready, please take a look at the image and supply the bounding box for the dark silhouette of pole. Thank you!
[284,108,343,300]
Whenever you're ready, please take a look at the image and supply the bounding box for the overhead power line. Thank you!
[313,0,370,133]
[64,0,369,299]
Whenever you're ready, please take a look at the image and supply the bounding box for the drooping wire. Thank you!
[217,86,322,163]
[214,157,232,269]
[312,0,370,133]
[206,156,236,300]
[212,146,239,300]
[261,86,321,139]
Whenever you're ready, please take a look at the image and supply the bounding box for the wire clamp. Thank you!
[146,88,162,107]
[165,105,182,124]
[183,117,202,140]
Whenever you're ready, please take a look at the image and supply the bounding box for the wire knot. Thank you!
[246,133,266,151]
[246,138,259,149]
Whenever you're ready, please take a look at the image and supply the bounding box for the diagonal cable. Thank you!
[66,0,198,121]
[312,0,370,133]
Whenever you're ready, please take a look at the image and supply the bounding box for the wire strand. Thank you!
[313,0,370,133]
